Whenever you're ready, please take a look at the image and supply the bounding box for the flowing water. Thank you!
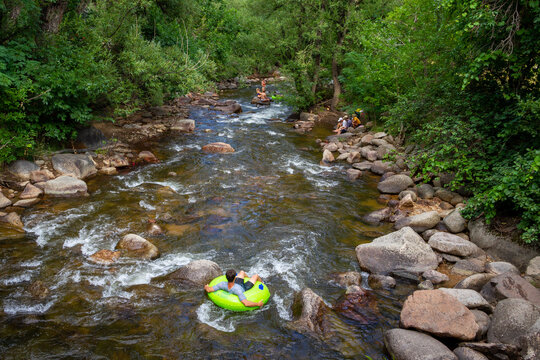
[0,86,409,359]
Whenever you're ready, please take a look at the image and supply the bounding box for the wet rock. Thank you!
[423,269,449,285]
[471,309,490,340]
[377,174,414,194]
[51,154,97,179]
[485,261,520,276]
[13,198,40,207]
[418,280,434,290]
[0,192,12,209]
[99,167,117,175]
[459,342,521,360]
[109,154,130,168]
[399,193,415,208]
[333,290,379,324]
[362,208,390,224]
[481,273,540,306]
[29,169,55,183]
[115,234,159,260]
[487,298,540,346]
[395,211,440,232]
[525,256,540,286]
[147,222,164,236]
[290,288,330,335]
[355,227,439,275]
[29,281,49,299]
[138,151,158,163]
[453,347,489,360]
[171,119,195,132]
[368,274,396,289]
[452,258,487,277]
[443,210,467,233]
[89,249,120,265]
[322,149,334,163]
[400,290,479,340]
[455,273,496,292]
[331,271,362,288]
[417,184,435,199]
[384,328,457,360]
[0,212,24,229]
[439,288,492,313]
[346,168,362,180]
[157,259,221,287]
[428,232,483,257]
[370,160,392,175]
[43,175,88,196]
[202,142,235,153]
[215,103,242,114]
[8,160,40,180]
[19,183,42,199]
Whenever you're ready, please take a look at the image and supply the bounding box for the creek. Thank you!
[0,86,407,359]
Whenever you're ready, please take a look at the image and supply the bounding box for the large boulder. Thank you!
[428,232,482,257]
[115,234,159,260]
[395,211,441,232]
[171,119,195,132]
[468,218,538,271]
[439,288,492,313]
[377,174,414,194]
[157,259,221,287]
[8,160,39,180]
[355,227,439,275]
[51,154,97,179]
[202,142,235,153]
[443,210,467,233]
[480,273,540,306]
[384,328,457,360]
[487,298,540,346]
[400,290,479,341]
[43,176,88,196]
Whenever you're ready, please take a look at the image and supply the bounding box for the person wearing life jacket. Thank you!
[352,108,366,128]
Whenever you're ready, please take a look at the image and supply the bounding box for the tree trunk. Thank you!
[331,55,341,111]
[42,0,68,33]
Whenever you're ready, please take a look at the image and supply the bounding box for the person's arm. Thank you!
[204,284,214,293]
[241,299,264,307]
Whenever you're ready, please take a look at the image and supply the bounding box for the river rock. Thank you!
[421,229,440,241]
[336,153,349,161]
[399,193,415,208]
[417,184,435,199]
[487,298,540,346]
[109,154,130,168]
[115,234,159,260]
[160,260,221,287]
[471,309,490,340]
[202,142,235,153]
[360,134,374,146]
[395,211,441,232]
[377,174,414,194]
[8,160,40,180]
[452,257,487,276]
[99,167,117,175]
[453,347,489,360]
[485,261,520,276]
[0,212,24,229]
[299,112,318,122]
[43,176,88,196]
[355,227,439,275]
[147,222,164,236]
[29,280,50,299]
[384,328,457,360]
[455,273,496,292]
[400,290,479,340]
[481,273,540,306]
[333,290,379,324]
[525,256,540,286]
[0,193,12,209]
[138,151,158,163]
[13,198,40,207]
[322,149,334,163]
[458,343,521,360]
[19,183,42,199]
[331,272,362,288]
[423,269,449,285]
[368,274,396,289]
[418,280,434,290]
[439,288,492,313]
[399,190,418,202]
[171,119,195,132]
[362,208,391,225]
[346,168,362,181]
[443,210,467,233]
[325,143,338,152]
[373,132,387,139]
[29,169,54,183]
[215,103,242,114]
[89,249,120,265]
[435,189,462,204]
[370,160,392,175]
[428,232,482,257]
[290,288,330,334]
[52,154,97,179]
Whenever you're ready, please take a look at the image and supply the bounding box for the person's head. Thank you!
[225,269,237,282]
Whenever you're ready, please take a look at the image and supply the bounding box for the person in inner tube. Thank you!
[204,269,264,307]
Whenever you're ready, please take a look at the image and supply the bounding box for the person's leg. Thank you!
[236,270,246,279]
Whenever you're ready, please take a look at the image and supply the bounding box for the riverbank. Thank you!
[291,110,540,359]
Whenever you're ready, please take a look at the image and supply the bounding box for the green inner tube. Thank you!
[207,275,270,312]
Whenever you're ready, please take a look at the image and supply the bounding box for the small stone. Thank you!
[138,151,158,163]
[452,258,487,277]
[0,192,12,209]
[168,172,177,177]
[399,193,415,208]
[325,143,338,152]
[455,273,496,292]
[453,347,489,360]
[399,190,417,201]
[29,169,54,183]
[202,142,235,153]
[439,288,493,313]
[89,249,120,265]
[418,280,434,290]
[423,269,449,285]
[417,184,435,199]
[115,234,159,260]
[99,167,117,175]
[377,174,414,194]
[525,256,540,286]
[368,274,396,289]
[346,168,362,180]
[395,211,441,232]
[471,309,490,340]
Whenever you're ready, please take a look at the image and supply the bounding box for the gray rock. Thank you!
[355,227,439,275]
[399,190,418,202]
[452,258,487,277]
[384,328,457,360]
[331,271,362,288]
[418,280,434,290]
[471,309,490,340]
[423,269,449,285]
[115,234,159,260]
[362,208,391,224]
[519,319,540,360]
[360,134,374,146]
[19,183,42,199]
[371,138,388,147]
[455,273,496,292]
[422,229,440,241]
[378,174,414,194]
[8,160,39,180]
[428,232,482,257]
[322,149,334,163]
[289,287,330,334]
[0,192,12,209]
[370,160,392,175]
[325,142,338,152]
[443,210,467,233]
[481,273,540,306]
[352,161,372,171]
[346,168,362,180]
[13,198,40,207]
[435,189,461,204]
[458,342,521,360]
[29,169,54,183]
[43,176,88,196]
[525,256,540,286]
[160,259,221,287]
[453,347,489,360]
[442,253,462,263]
[439,288,493,313]
[170,119,195,132]
[395,211,441,232]
[52,154,97,179]
[485,261,520,276]
[417,184,435,199]
[487,298,540,346]
[399,193,415,208]
[373,132,387,139]
[368,274,396,289]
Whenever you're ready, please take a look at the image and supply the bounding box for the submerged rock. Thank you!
[115,234,159,260]
[202,142,235,153]
[89,249,121,265]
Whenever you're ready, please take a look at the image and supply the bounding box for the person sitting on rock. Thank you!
[333,116,349,134]
[256,87,270,102]
[204,269,264,307]
[352,109,366,128]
